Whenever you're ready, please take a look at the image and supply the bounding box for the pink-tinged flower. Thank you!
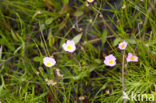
[104,54,116,67]
[87,0,94,3]
[43,57,56,67]
[62,40,76,53]
[126,53,138,62]
[118,41,127,50]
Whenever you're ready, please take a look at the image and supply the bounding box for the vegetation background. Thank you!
[0,0,156,103]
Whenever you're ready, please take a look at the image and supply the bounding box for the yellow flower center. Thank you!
[67,45,72,50]
[121,45,125,48]
[109,60,114,64]
[88,0,92,1]
[130,56,135,61]
[47,62,51,66]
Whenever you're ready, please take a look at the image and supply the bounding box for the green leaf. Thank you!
[11,29,19,41]
[73,10,84,17]
[33,56,42,62]
[88,65,96,72]
[63,0,69,5]
[0,32,14,51]
[40,24,46,30]
[45,18,53,25]
[58,21,67,31]
[94,59,102,64]
[72,70,88,80]
[101,29,107,46]
[72,33,83,44]
[0,76,5,91]
[14,46,22,55]
[113,38,121,47]
[60,39,66,48]
[48,29,54,48]
[127,39,136,44]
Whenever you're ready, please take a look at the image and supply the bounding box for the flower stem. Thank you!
[122,50,127,103]
[50,67,53,75]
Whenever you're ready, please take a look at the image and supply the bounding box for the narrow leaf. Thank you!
[45,17,53,25]
[72,33,83,44]
[33,56,42,62]
[101,29,107,46]
[113,38,121,47]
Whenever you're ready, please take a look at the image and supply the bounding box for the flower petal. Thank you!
[62,40,76,53]
[43,57,56,67]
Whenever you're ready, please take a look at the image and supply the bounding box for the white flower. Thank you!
[118,41,127,50]
[87,0,94,3]
[43,57,56,67]
[104,54,117,67]
[62,40,76,53]
[126,53,138,62]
